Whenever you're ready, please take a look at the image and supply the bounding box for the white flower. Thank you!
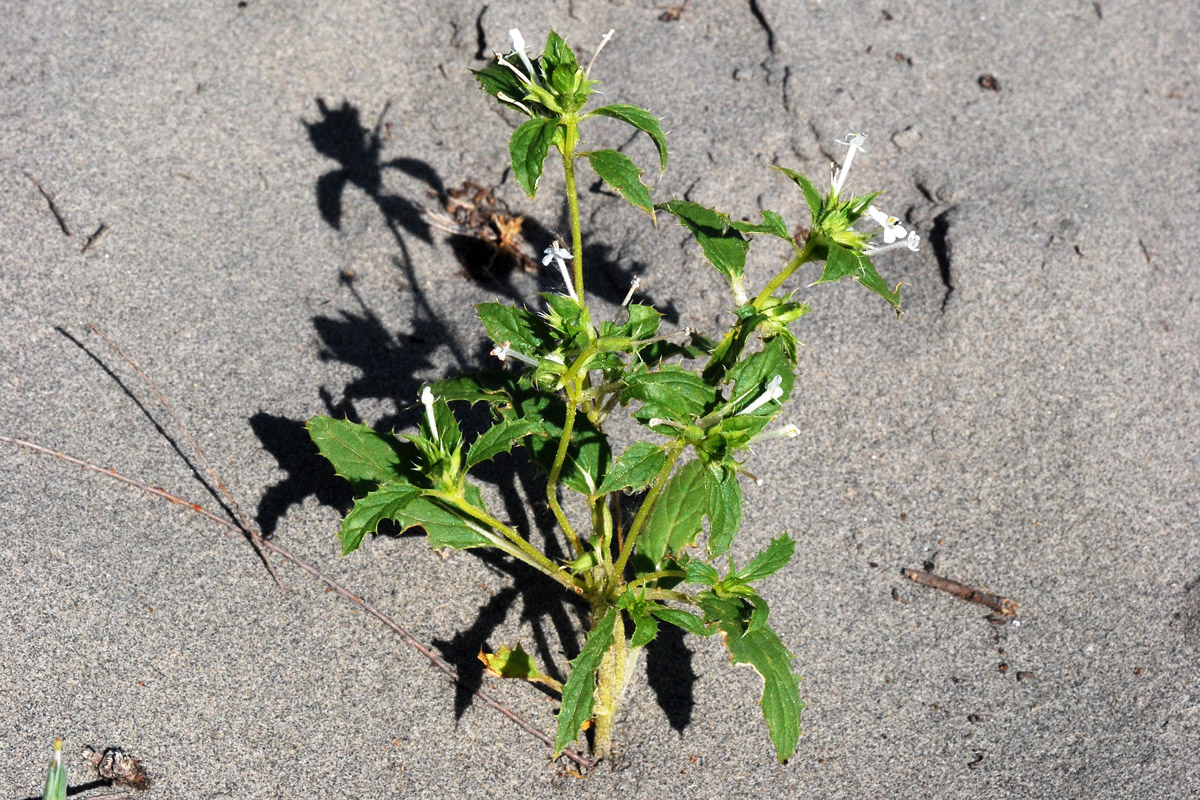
[863,229,921,257]
[832,131,868,196]
[621,275,641,308]
[509,29,539,85]
[419,386,439,440]
[490,340,540,367]
[867,205,907,243]
[543,240,578,301]
[738,375,785,416]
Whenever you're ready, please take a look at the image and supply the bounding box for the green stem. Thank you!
[562,146,585,302]
[752,237,816,309]
[626,570,686,590]
[431,491,584,593]
[612,441,685,578]
[591,606,626,759]
[545,389,586,558]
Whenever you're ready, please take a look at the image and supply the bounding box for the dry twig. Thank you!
[0,434,598,770]
[902,568,1019,617]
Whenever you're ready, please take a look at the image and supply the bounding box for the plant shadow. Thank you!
[251,96,695,729]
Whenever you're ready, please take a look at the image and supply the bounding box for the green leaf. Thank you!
[510,118,559,198]
[628,607,659,649]
[734,534,796,584]
[394,492,495,551]
[816,243,902,312]
[590,104,669,172]
[705,466,743,556]
[307,416,406,495]
[622,365,716,424]
[480,643,562,691]
[648,605,714,637]
[658,199,750,287]
[639,459,708,564]
[554,608,618,756]
[595,441,666,495]
[730,209,792,241]
[542,30,579,72]
[698,594,803,762]
[466,417,546,469]
[586,150,654,217]
[773,165,823,219]
[472,57,533,113]
[623,304,662,340]
[338,484,421,555]
[431,371,520,408]
[682,555,719,586]
[475,302,551,355]
[725,336,797,415]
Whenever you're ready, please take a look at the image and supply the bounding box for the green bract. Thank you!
[309,29,917,767]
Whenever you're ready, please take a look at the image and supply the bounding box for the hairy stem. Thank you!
[591,606,626,759]
[562,146,585,301]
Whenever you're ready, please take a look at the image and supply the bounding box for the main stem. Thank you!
[591,602,626,759]
[562,145,585,299]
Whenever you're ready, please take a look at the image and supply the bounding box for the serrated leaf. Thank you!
[622,365,716,424]
[431,371,520,408]
[628,608,659,649]
[475,302,551,355]
[595,441,666,495]
[726,337,797,415]
[705,466,742,557]
[542,30,578,72]
[816,243,902,312]
[472,58,535,115]
[554,608,618,756]
[587,150,654,217]
[307,416,406,495]
[649,605,714,637]
[734,534,796,584]
[658,199,749,286]
[590,103,669,172]
[682,556,719,586]
[624,303,662,340]
[338,484,421,555]
[510,118,558,198]
[393,491,495,550]
[639,460,707,564]
[466,417,546,469]
[730,209,792,241]
[479,644,563,691]
[774,165,823,219]
[699,594,803,762]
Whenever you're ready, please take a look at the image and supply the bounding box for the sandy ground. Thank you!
[1,1,1198,797]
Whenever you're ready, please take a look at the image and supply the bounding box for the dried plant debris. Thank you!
[660,0,689,22]
[902,568,1019,619]
[82,745,151,791]
[424,180,537,280]
[978,74,1001,91]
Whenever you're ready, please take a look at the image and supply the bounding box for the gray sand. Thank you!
[2,1,1197,797]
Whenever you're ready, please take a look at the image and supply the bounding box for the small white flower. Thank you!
[863,229,921,257]
[738,375,785,416]
[621,275,641,308]
[490,340,539,367]
[543,240,578,301]
[832,131,868,196]
[495,91,533,115]
[867,205,907,243]
[420,386,439,440]
[509,29,539,85]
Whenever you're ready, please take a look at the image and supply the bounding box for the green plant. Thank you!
[42,739,66,800]
[308,28,916,763]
